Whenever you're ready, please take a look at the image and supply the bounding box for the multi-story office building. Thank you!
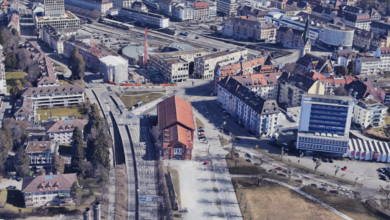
[34,11,80,31]
[217,76,279,137]
[22,173,77,207]
[353,100,388,128]
[354,56,381,75]
[46,119,88,144]
[296,94,354,156]
[232,72,282,100]
[193,2,209,20]
[112,0,133,8]
[216,0,237,16]
[194,48,248,79]
[100,55,128,84]
[374,47,390,70]
[118,7,169,28]
[278,72,325,107]
[377,86,390,105]
[22,85,85,108]
[172,5,194,21]
[208,2,216,18]
[64,0,113,13]
[149,55,189,82]
[25,141,59,169]
[44,0,65,17]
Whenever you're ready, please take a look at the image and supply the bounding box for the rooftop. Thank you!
[100,55,128,66]
[46,119,89,133]
[197,48,247,61]
[22,173,77,193]
[158,96,195,131]
[22,85,85,97]
[25,141,57,153]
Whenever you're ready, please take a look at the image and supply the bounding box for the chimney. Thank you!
[93,202,101,220]
[83,207,91,220]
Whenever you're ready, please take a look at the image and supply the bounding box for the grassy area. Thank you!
[78,178,103,195]
[59,79,71,85]
[37,106,87,121]
[5,71,28,93]
[117,92,164,110]
[53,62,66,73]
[58,144,72,156]
[301,186,385,220]
[253,148,362,187]
[0,189,7,208]
[233,178,342,220]
[366,127,389,139]
[195,117,204,129]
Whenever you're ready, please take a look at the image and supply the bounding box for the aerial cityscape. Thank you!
[0,0,390,219]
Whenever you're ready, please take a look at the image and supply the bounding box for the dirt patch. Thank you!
[218,135,229,147]
[301,185,385,220]
[233,178,343,220]
[195,117,204,129]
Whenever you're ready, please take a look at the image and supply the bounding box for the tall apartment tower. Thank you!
[44,0,65,17]
[296,94,354,156]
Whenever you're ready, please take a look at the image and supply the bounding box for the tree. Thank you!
[314,159,321,174]
[280,147,285,161]
[89,104,103,130]
[12,28,18,36]
[0,28,6,47]
[10,80,22,100]
[334,168,339,179]
[52,154,65,174]
[1,124,13,153]
[334,86,349,96]
[336,66,348,76]
[70,182,82,205]
[14,146,30,177]
[71,127,85,174]
[347,61,355,75]
[5,52,17,70]
[68,47,85,80]
[91,129,110,168]
[359,46,367,53]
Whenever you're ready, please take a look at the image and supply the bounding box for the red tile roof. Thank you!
[163,124,193,149]
[22,173,77,193]
[46,119,88,133]
[193,2,208,9]
[158,96,195,131]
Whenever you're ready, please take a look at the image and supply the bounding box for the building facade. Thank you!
[353,100,388,128]
[22,85,85,108]
[296,94,354,156]
[25,141,59,169]
[14,97,34,121]
[216,0,237,16]
[22,173,77,207]
[217,76,279,137]
[118,7,169,28]
[63,39,103,72]
[354,57,381,75]
[46,119,88,144]
[194,48,248,79]
[193,2,209,20]
[44,0,65,17]
[275,26,303,49]
[172,5,194,21]
[112,0,133,8]
[232,72,282,100]
[374,47,390,72]
[64,0,113,13]
[34,11,80,31]
[100,55,128,84]
[376,86,390,105]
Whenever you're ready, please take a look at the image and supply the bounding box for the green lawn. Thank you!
[0,189,7,208]
[5,71,28,93]
[59,79,71,85]
[37,106,87,121]
[53,62,66,73]
[117,92,164,110]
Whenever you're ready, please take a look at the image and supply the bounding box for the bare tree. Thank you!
[235,160,238,168]
[243,202,248,218]
[355,177,359,186]
[257,174,263,186]
[287,168,293,181]
[280,148,285,161]
[334,168,339,179]
[230,141,236,159]
[314,159,321,174]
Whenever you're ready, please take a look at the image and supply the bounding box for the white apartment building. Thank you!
[353,100,388,128]
[46,119,88,144]
[25,141,59,169]
[22,85,85,108]
[118,7,169,28]
[374,47,390,70]
[354,56,382,75]
[232,72,282,100]
[216,0,238,16]
[22,173,77,207]
[112,0,133,8]
[217,76,279,137]
[194,48,248,79]
[297,94,354,156]
[173,5,194,21]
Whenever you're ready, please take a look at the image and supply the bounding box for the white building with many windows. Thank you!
[296,94,354,156]
[353,99,388,128]
[22,85,85,108]
[22,173,77,207]
[46,119,88,144]
[354,56,382,75]
[25,141,59,170]
[217,76,279,137]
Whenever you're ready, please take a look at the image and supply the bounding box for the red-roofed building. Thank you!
[306,72,357,95]
[193,2,209,20]
[157,96,195,160]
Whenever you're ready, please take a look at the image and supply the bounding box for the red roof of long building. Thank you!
[158,96,195,131]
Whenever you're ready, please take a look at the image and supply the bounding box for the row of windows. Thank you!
[298,143,346,152]
[299,136,348,146]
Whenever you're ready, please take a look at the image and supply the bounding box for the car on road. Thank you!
[341,166,347,171]
[312,157,318,162]
[15,177,21,181]
[321,183,329,187]
[322,157,329,162]
[378,168,386,173]
[246,159,252,163]
[320,187,327,191]
[275,167,283,171]
[198,127,205,133]
[341,188,351,193]
[246,153,252,158]
[311,184,317,188]
[329,158,334,163]
[334,165,340,168]
[204,162,209,165]
[6,186,16,190]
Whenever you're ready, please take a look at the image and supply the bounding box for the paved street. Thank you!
[0,179,23,190]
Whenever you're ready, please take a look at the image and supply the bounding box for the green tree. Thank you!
[10,80,22,99]
[347,61,355,75]
[52,153,65,174]
[5,53,17,70]
[11,28,18,36]
[359,46,367,53]
[14,146,30,177]
[71,127,85,174]
[91,129,110,169]
[68,47,85,80]
[336,66,348,76]
[0,28,6,47]
[0,124,13,153]
[89,104,103,130]
[70,182,81,203]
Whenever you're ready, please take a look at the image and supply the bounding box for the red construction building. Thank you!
[157,95,195,160]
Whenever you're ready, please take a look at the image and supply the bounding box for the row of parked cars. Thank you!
[378,168,389,181]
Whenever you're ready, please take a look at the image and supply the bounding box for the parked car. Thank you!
[378,168,386,173]
[311,184,317,188]
[246,159,252,163]
[320,187,327,191]
[275,167,283,171]
[6,186,16,190]
[15,177,21,181]
[246,153,252,158]
[204,161,209,165]
[321,183,329,187]
[341,166,347,171]
[198,127,205,133]
[322,157,329,162]
[313,157,318,162]
[329,158,334,163]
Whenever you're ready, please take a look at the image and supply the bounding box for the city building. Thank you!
[237,4,270,21]
[172,5,194,21]
[25,141,59,170]
[216,0,237,16]
[40,24,77,54]
[296,53,334,76]
[157,95,195,160]
[22,85,85,108]
[63,39,103,72]
[64,0,113,13]
[193,2,209,20]
[374,47,390,72]
[194,48,248,79]
[353,99,388,128]
[222,16,277,42]
[208,2,217,18]
[376,86,390,105]
[7,13,20,33]
[354,56,381,75]
[122,45,147,65]
[278,72,325,107]
[231,72,282,100]
[46,119,88,144]
[14,97,34,121]
[296,94,354,156]
[33,11,80,31]
[370,20,390,35]
[275,26,303,49]
[217,76,280,137]
[22,173,77,207]
[118,7,169,28]
[132,1,148,12]
[305,72,356,95]
[44,0,65,17]
[331,50,369,67]
[159,0,181,16]
[112,0,133,8]
[318,20,354,50]
[100,55,128,84]
[337,7,380,31]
